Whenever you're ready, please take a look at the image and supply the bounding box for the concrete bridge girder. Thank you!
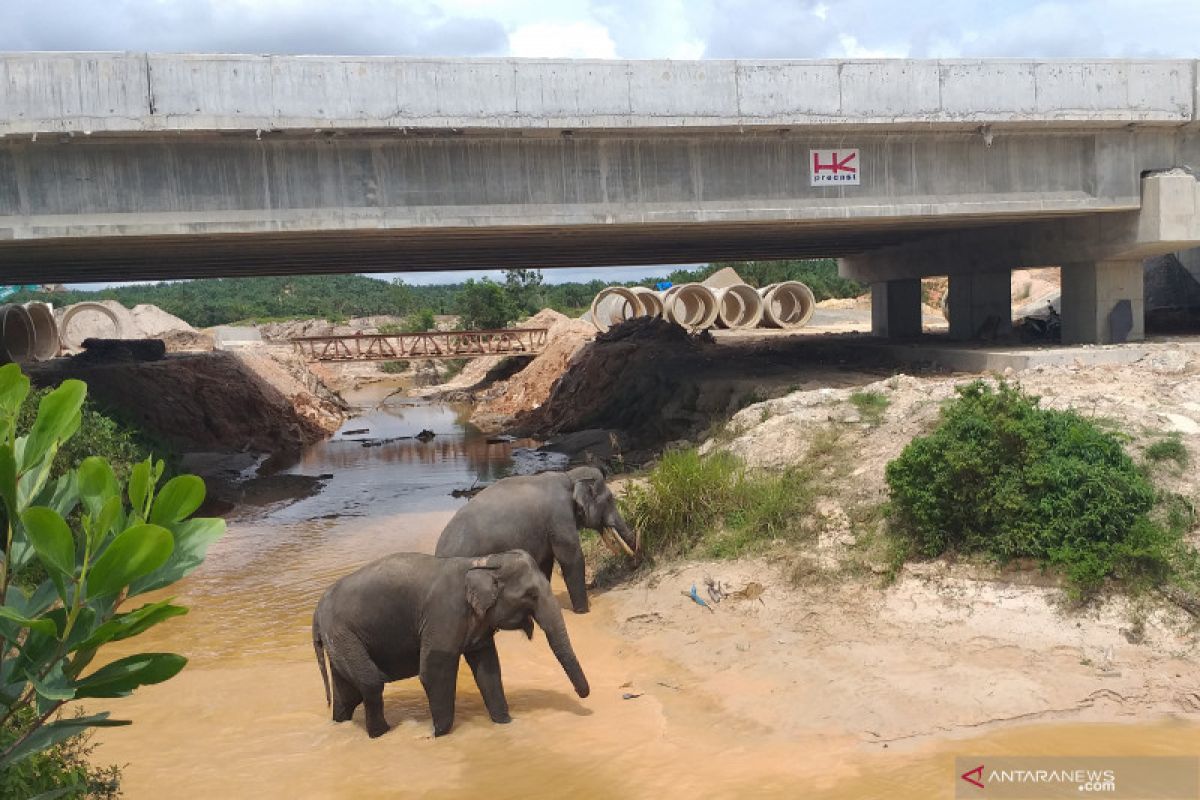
[845,173,1200,344]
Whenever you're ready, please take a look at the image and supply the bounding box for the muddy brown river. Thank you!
[90,388,1198,798]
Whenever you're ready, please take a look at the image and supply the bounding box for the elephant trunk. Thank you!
[534,592,590,698]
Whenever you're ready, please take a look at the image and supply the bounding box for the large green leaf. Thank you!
[77,456,119,520]
[30,661,74,703]
[86,524,174,599]
[0,363,30,418]
[127,458,153,521]
[0,712,130,770]
[78,600,188,651]
[16,441,61,512]
[0,446,16,521]
[149,475,206,526]
[73,652,187,699]
[129,517,225,596]
[0,606,57,637]
[20,380,86,472]
[19,507,75,580]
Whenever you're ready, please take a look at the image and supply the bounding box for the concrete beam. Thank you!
[840,173,1200,283]
[1,54,1198,135]
[871,279,923,339]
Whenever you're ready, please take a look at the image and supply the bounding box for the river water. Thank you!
[90,387,1199,799]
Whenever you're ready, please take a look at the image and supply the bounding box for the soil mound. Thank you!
[595,315,691,345]
[57,300,202,352]
[468,309,595,430]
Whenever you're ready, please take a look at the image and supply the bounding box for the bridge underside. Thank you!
[0,213,1103,283]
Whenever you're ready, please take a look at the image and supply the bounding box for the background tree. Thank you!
[454,279,518,329]
[503,269,545,316]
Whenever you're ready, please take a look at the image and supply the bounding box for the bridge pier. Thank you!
[1060,260,1145,344]
[870,280,923,339]
[947,272,1012,341]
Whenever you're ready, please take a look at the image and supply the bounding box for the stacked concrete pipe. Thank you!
[661,284,720,329]
[713,284,765,329]
[589,287,646,333]
[628,287,664,319]
[0,304,35,364]
[759,282,816,329]
[25,303,60,360]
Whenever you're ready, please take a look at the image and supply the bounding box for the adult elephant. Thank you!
[436,466,638,614]
[312,550,589,738]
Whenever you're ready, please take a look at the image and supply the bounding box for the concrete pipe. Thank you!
[759,282,816,329]
[59,302,123,350]
[714,284,765,329]
[589,287,645,333]
[662,284,719,330]
[0,304,35,365]
[628,286,664,318]
[24,303,59,360]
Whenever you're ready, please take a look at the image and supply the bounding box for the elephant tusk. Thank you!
[603,527,638,560]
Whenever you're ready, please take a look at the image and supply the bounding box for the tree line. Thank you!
[11,259,862,331]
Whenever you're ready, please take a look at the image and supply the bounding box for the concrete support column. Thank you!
[871,279,922,339]
[1061,260,1144,344]
[947,271,1012,340]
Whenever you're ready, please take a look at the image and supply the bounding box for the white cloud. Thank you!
[508,21,616,58]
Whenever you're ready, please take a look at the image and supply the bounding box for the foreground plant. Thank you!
[0,363,224,782]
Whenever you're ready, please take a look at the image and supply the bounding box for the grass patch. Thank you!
[621,446,826,560]
[380,359,410,374]
[1145,434,1188,468]
[886,380,1181,597]
[441,358,469,380]
[849,390,889,425]
[0,708,121,799]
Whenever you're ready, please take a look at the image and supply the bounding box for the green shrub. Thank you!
[441,359,468,380]
[849,390,889,426]
[0,708,120,799]
[0,364,226,791]
[621,449,817,559]
[411,308,437,332]
[1145,434,1188,468]
[376,323,403,335]
[885,381,1173,594]
[379,360,410,374]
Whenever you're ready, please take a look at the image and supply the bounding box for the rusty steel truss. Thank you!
[291,328,550,361]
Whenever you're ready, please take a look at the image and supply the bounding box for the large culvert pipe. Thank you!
[60,302,123,350]
[662,284,719,330]
[589,287,645,333]
[0,304,35,365]
[714,285,765,329]
[628,287,664,319]
[24,303,59,360]
[759,282,816,329]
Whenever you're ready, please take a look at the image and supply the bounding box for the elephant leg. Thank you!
[538,557,554,582]
[333,637,389,738]
[552,535,590,613]
[330,669,362,723]
[420,649,461,737]
[465,639,511,724]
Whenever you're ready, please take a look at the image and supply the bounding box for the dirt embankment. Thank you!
[589,346,1200,744]
[29,349,346,459]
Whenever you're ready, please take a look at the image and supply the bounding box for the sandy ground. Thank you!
[598,557,1199,747]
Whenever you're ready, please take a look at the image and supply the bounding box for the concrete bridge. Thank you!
[2,53,1200,343]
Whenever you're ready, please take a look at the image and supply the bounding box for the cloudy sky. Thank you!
[9,0,1197,287]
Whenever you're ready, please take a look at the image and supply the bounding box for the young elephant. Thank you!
[435,467,638,614]
[312,550,590,738]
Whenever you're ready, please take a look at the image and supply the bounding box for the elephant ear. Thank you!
[465,568,500,620]
[572,477,597,518]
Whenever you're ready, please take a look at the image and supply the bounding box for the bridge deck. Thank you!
[291,328,549,361]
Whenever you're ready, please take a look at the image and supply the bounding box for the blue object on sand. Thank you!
[687,583,713,612]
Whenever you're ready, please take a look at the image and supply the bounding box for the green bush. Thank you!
[885,381,1174,593]
[379,360,410,375]
[0,364,226,793]
[1,708,120,799]
[411,308,437,332]
[621,449,817,559]
[849,390,889,426]
[1145,434,1188,468]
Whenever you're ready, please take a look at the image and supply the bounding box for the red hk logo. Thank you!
[810,148,860,186]
[961,764,985,789]
[812,151,857,175]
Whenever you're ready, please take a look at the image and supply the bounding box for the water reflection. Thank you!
[278,399,541,520]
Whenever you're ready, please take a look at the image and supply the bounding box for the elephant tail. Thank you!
[313,611,331,707]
